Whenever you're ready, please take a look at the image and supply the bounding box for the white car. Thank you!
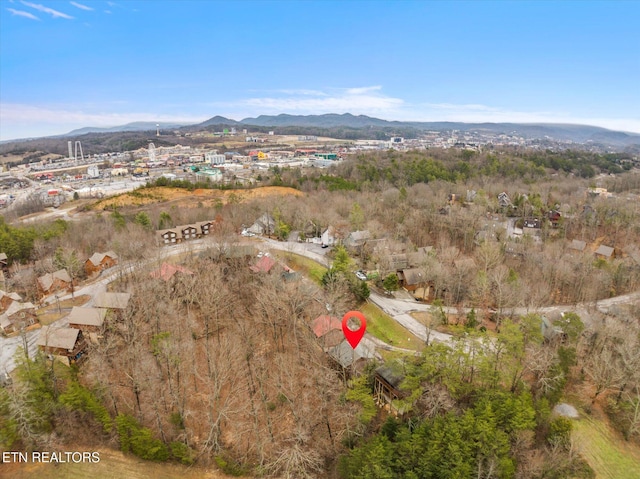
[355,271,367,281]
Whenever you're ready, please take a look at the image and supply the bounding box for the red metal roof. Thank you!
[249,255,276,273]
[149,263,194,282]
[310,315,341,338]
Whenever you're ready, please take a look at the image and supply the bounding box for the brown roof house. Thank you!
[397,268,426,292]
[398,268,432,300]
[37,269,72,297]
[0,301,37,335]
[0,290,22,311]
[309,315,344,349]
[157,228,181,245]
[38,325,87,366]
[67,306,107,343]
[196,220,215,237]
[85,251,118,276]
[94,291,131,311]
[180,224,199,241]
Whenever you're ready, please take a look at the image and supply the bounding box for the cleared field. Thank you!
[361,303,423,351]
[573,415,640,479]
[92,186,303,210]
[274,251,327,284]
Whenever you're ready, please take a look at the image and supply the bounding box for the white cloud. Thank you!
[275,89,328,97]
[70,1,93,11]
[221,86,404,117]
[21,1,74,19]
[345,86,382,95]
[6,7,40,20]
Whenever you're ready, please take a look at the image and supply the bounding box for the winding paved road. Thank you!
[2,235,638,375]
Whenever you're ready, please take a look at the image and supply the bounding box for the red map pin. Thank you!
[342,311,367,349]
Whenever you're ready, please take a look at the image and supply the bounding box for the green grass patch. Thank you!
[361,303,423,351]
[275,252,327,285]
[37,295,91,325]
[573,415,640,479]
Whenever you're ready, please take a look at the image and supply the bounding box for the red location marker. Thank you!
[342,311,367,349]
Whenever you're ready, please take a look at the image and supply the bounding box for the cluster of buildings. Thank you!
[157,219,218,245]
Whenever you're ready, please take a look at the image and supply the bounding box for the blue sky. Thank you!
[1,0,639,140]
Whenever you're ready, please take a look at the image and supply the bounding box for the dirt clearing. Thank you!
[92,186,303,210]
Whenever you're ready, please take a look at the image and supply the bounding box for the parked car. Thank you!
[355,271,367,281]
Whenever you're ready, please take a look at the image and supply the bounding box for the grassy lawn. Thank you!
[361,303,423,352]
[274,252,327,285]
[572,415,640,479]
[37,295,91,325]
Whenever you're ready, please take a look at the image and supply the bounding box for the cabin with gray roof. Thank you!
[595,244,616,260]
[247,213,276,236]
[568,239,587,253]
[344,230,371,249]
[328,340,375,373]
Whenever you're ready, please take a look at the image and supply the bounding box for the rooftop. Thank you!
[67,306,107,327]
[38,326,80,351]
[94,291,131,310]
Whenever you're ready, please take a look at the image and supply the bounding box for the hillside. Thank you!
[3,114,639,155]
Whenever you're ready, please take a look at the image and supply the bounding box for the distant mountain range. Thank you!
[66,121,191,135]
[200,114,640,148]
[4,113,638,150]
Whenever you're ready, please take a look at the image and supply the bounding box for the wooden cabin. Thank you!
[37,326,88,365]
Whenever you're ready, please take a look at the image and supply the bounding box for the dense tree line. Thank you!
[339,314,598,479]
[0,217,68,265]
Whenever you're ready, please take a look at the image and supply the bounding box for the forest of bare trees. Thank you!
[2,147,640,477]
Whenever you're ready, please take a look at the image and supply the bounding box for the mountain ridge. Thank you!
[3,113,639,150]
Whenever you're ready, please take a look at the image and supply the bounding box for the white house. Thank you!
[205,152,225,165]
[321,226,338,246]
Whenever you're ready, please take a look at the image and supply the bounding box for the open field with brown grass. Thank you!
[91,186,304,210]
[36,295,91,325]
